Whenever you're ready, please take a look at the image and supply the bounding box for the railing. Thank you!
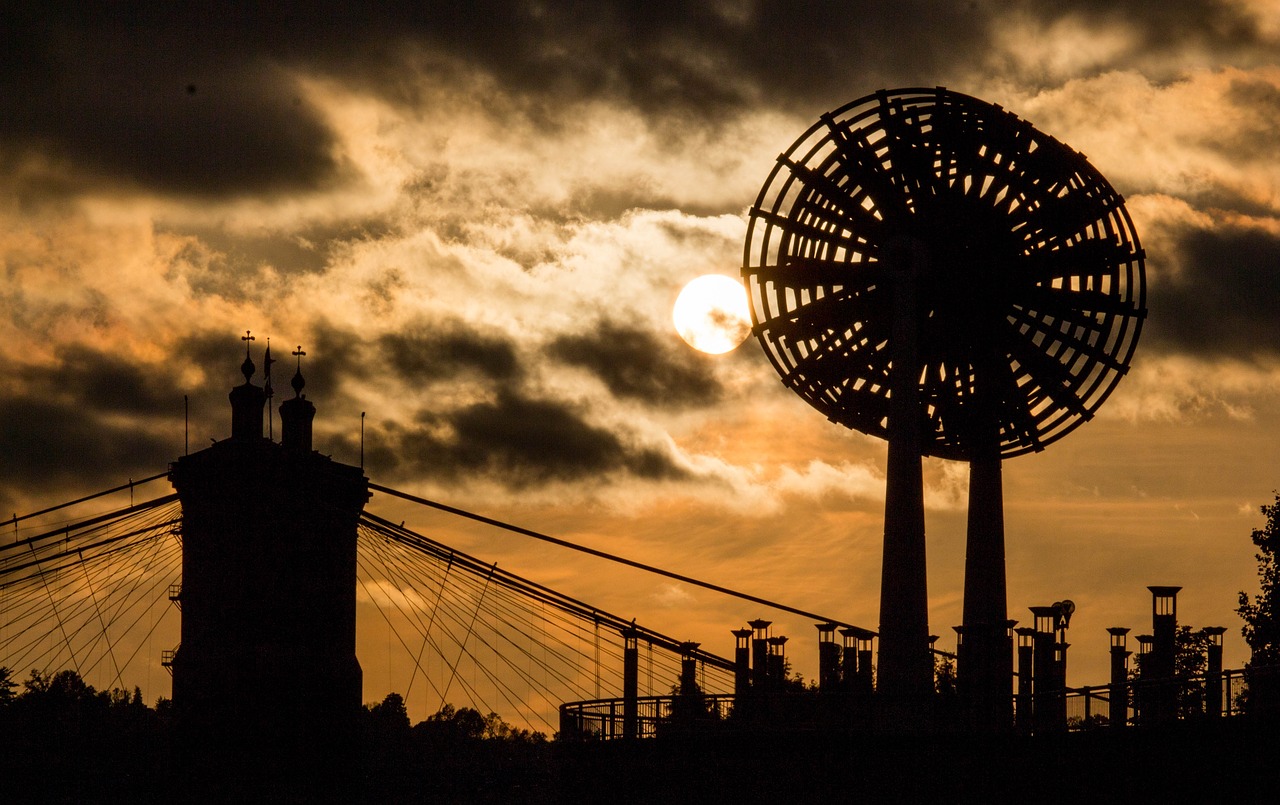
[1059,667,1252,730]
[560,693,737,740]
[562,667,1275,740]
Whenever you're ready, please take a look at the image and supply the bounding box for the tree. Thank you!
[0,666,15,707]
[1238,493,1280,668]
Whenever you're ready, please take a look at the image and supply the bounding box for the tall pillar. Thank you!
[678,642,701,696]
[767,635,788,690]
[1030,606,1064,733]
[1015,627,1035,732]
[878,238,932,697]
[749,619,772,688]
[733,628,752,696]
[1135,634,1154,725]
[169,341,369,798]
[961,438,1013,730]
[1148,586,1181,724]
[1108,627,1131,728]
[1204,626,1226,718]
[817,623,840,692]
[622,627,639,739]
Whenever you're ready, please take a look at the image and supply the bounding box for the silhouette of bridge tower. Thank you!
[168,336,369,791]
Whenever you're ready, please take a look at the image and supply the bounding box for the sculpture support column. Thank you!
[878,241,933,697]
[961,445,1013,728]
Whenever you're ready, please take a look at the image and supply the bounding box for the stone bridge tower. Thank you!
[169,338,369,794]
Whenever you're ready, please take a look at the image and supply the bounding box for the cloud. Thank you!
[381,320,522,384]
[18,343,181,417]
[370,388,689,489]
[0,8,344,201]
[548,319,722,408]
[1149,221,1280,357]
[0,396,175,509]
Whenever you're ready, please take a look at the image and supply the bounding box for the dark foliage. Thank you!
[1238,493,1280,668]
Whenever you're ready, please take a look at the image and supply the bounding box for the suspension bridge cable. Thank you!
[2,476,171,533]
[1,494,179,557]
[362,515,728,711]
[367,483,872,634]
[438,562,497,711]
[362,512,737,671]
[359,525,622,723]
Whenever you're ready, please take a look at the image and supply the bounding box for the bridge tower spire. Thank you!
[169,335,369,797]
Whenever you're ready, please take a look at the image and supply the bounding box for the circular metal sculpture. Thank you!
[744,87,1145,460]
[743,87,1146,702]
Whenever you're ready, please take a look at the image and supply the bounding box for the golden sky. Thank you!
[4,2,1280,720]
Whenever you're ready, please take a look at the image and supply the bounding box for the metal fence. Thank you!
[561,667,1270,740]
[560,693,737,740]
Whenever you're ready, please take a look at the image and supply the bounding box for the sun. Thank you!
[673,274,752,354]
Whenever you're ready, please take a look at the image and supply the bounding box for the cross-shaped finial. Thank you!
[239,330,257,382]
[290,346,307,397]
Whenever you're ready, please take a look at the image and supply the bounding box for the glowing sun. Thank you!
[673,274,752,354]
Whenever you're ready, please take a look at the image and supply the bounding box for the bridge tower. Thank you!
[168,339,369,793]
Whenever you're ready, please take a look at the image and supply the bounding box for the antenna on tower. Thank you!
[360,411,366,470]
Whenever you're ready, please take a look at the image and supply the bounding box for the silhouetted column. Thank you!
[878,238,932,697]
[1204,626,1226,718]
[1135,634,1153,725]
[856,630,876,693]
[679,642,700,696]
[1108,627,1131,729]
[817,623,840,692]
[622,627,639,740]
[1148,586,1180,724]
[749,619,771,688]
[1030,606,1062,733]
[961,436,1013,730]
[767,636,788,690]
[840,627,859,690]
[1015,627,1035,732]
[733,628,752,696]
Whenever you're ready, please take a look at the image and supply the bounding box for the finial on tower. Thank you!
[291,346,306,397]
[241,330,256,382]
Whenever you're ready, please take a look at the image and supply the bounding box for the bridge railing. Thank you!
[562,667,1278,739]
[560,693,737,740]
[1058,667,1254,730]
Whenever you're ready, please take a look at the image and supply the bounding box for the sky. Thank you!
[4,1,1280,709]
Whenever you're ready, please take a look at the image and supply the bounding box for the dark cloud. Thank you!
[369,389,687,488]
[0,7,343,201]
[14,2,1267,200]
[19,344,181,418]
[0,396,176,510]
[548,320,722,408]
[1145,223,1280,358]
[380,321,521,384]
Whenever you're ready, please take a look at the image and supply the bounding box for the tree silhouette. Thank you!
[1238,492,1280,712]
[1238,493,1280,666]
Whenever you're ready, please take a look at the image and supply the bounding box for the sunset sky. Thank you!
[5,2,1280,710]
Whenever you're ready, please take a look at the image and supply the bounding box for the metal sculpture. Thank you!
[743,87,1146,701]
